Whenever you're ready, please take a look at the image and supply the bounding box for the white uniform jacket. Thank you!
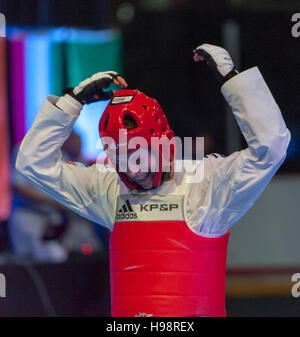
[16,67,291,237]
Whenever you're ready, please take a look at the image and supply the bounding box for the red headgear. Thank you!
[99,89,175,189]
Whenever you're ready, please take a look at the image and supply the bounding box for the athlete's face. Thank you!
[117,148,156,190]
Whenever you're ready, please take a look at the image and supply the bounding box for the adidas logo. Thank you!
[116,200,137,220]
[119,199,133,213]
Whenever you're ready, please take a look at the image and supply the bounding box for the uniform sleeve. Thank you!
[16,95,118,230]
[187,67,290,236]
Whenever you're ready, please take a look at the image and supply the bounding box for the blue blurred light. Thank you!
[25,31,51,131]
[73,100,109,160]
[15,26,121,161]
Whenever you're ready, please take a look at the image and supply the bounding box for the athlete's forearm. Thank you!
[16,95,78,182]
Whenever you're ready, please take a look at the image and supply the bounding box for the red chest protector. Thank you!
[110,219,229,317]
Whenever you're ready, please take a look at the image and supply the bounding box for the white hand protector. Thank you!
[194,44,238,84]
[63,71,119,104]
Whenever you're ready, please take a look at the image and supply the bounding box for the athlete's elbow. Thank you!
[269,129,291,164]
[15,149,25,174]
[15,148,36,179]
[262,129,291,165]
[250,129,290,166]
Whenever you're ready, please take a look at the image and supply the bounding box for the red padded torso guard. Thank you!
[110,220,229,317]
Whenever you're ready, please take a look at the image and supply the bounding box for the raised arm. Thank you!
[190,44,290,235]
[16,71,127,230]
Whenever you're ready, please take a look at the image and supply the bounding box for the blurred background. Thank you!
[0,0,300,317]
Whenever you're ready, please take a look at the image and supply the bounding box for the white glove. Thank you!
[63,71,127,104]
[193,44,238,84]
